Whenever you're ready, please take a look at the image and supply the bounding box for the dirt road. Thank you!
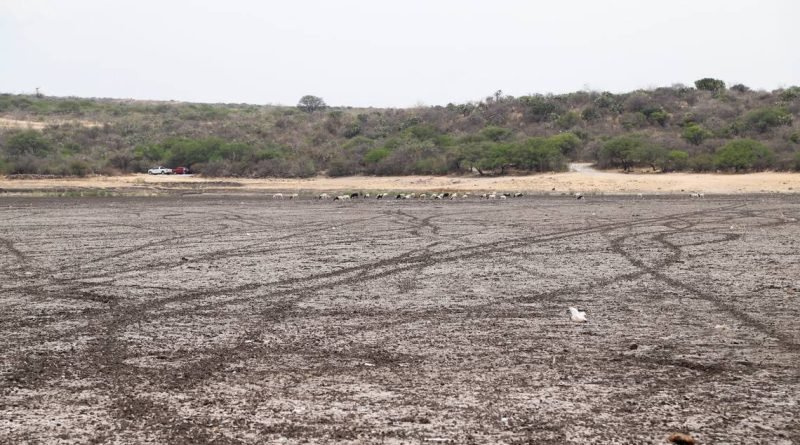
[1,195,799,443]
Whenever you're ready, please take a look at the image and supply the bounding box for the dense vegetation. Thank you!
[1,78,799,177]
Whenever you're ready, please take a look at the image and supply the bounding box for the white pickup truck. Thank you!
[147,166,173,175]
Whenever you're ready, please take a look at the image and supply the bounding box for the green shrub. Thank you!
[741,107,792,133]
[548,132,582,157]
[342,124,361,138]
[620,112,647,130]
[556,111,581,129]
[519,95,559,122]
[4,130,53,157]
[779,86,800,101]
[327,157,358,176]
[581,107,600,121]
[406,124,439,141]
[594,92,622,113]
[714,139,774,172]
[480,126,513,142]
[69,160,90,177]
[690,153,715,172]
[645,109,669,126]
[511,138,566,172]
[682,124,713,145]
[364,147,391,164]
[662,150,689,171]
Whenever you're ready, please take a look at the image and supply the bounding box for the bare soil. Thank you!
[0,117,104,130]
[2,169,800,196]
[1,195,799,444]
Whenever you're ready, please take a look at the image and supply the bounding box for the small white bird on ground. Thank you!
[568,307,588,323]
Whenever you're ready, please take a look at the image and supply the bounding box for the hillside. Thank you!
[1,79,799,177]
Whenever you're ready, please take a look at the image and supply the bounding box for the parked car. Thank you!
[147,166,172,175]
[173,166,190,175]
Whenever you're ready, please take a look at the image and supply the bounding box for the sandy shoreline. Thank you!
[1,170,799,195]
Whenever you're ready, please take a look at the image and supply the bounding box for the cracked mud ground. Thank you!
[1,195,799,444]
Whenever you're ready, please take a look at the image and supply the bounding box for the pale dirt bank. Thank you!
[1,170,799,195]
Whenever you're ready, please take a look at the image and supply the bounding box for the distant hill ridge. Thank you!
[1,79,798,177]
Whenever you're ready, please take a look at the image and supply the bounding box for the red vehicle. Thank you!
[173,166,190,175]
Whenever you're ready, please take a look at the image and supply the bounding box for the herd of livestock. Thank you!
[269,191,707,200]
[271,192,528,200]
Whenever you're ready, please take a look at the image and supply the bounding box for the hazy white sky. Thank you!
[1,0,797,107]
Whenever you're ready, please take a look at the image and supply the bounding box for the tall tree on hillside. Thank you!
[694,78,726,92]
[297,95,327,113]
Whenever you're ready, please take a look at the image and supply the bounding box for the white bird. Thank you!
[568,307,587,323]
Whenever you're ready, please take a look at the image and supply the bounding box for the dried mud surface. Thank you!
[1,195,799,444]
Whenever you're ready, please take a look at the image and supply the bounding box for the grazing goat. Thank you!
[318,193,330,199]
[334,195,351,201]
[272,193,284,199]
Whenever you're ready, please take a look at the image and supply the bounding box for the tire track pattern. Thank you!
[1,195,799,443]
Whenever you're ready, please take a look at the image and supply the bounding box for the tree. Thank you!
[480,143,515,174]
[730,84,750,93]
[695,78,726,92]
[598,135,642,171]
[682,124,712,145]
[634,144,667,171]
[296,95,327,113]
[714,139,774,172]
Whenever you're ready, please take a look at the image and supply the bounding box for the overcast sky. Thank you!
[1,0,797,108]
